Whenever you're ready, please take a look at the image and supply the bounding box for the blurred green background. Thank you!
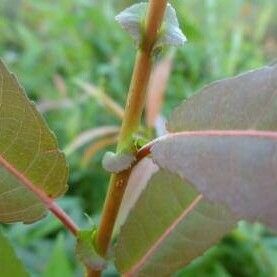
[0,0,276,276]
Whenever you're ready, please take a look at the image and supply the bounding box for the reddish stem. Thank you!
[0,154,79,236]
[46,201,79,236]
[137,129,277,161]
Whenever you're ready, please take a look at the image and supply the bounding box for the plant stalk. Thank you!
[95,0,168,261]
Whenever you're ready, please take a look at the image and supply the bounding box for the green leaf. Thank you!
[0,60,68,223]
[115,3,186,48]
[115,170,237,276]
[75,229,106,271]
[0,228,29,277]
[151,131,277,229]
[168,64,277,132]
[43,234,73,277]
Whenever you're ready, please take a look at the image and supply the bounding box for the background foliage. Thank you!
[0,0,276,276]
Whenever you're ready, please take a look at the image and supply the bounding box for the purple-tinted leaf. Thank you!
[161,64,277,228]
[151,131,277,229]
[116,64,277,275]
[168,64,277,132]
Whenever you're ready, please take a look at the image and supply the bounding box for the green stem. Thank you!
[95,0,168,260]
[116,50,153,152]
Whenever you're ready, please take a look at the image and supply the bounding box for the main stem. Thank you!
[95,0,168,259]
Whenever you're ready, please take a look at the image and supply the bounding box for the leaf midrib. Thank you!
[125,195,203,276]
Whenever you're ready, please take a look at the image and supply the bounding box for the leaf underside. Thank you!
[168,64,277,132]
[151,134,277,229]
[0,60,68,224]
[115,64,277,275]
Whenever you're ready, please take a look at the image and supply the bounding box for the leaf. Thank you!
[81,135,117,166]
[43,234,73,277]
[168,64,277,132]
[160,64,277,229]
[76,80,124,120]
[0,228,29,277]
[150,131,277,229]
[115,170,237,276]
[37,98,76,113]
[115,65,277,275]
[75,229,106,271]
[64,126,119,156]
[0,60,68,224]
[115,3,186,48]
[114,158,158,234]
[146,55,173,128]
